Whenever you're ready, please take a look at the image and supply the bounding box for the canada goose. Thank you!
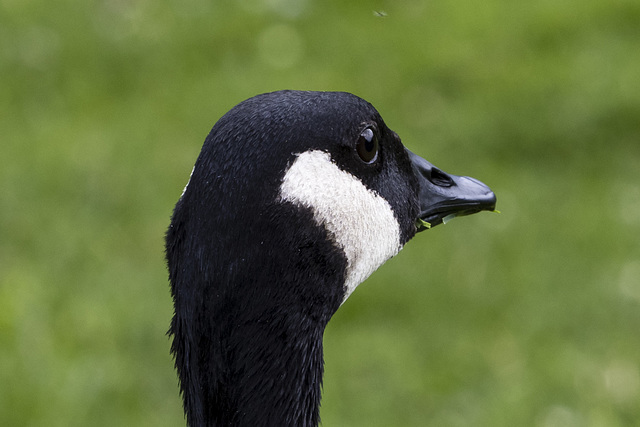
[165,90,496,427]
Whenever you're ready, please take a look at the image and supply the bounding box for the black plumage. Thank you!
[166,90,495,427]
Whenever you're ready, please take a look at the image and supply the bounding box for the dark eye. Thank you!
[356,127,379,164]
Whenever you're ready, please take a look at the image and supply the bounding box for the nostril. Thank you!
[430,167,454,187]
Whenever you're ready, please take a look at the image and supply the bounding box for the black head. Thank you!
[185,90,421,242]
[165,90,496,426]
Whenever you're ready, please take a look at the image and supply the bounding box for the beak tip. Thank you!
[415,176,497,229]
[407,147,496,230]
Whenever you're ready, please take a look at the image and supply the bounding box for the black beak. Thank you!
[407,149,497,232]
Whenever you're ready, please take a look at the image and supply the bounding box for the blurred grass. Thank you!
[1,0,639,425]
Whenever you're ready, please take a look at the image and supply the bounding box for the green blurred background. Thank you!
[2,0,639,425]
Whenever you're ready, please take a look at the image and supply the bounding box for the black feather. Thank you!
[166,90,429,426]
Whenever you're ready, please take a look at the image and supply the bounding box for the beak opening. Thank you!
[407,149,497,232]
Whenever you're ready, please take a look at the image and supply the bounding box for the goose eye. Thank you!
[356,127,379,164]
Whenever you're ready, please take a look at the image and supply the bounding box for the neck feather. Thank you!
[167,202,347,427]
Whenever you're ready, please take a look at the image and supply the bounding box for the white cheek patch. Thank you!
[279,150,402,303]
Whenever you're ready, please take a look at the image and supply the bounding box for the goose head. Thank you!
[166,90,496,426]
